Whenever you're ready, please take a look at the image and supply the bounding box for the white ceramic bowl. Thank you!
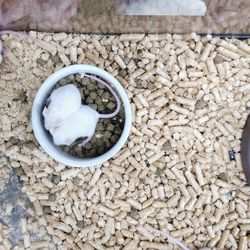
[32,65,132,167]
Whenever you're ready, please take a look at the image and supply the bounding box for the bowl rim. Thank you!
[32,64,132,167]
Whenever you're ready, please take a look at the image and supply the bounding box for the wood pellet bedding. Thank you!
[0,32,249,249]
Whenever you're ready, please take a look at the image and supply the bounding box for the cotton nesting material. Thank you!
[42,74,121,147]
